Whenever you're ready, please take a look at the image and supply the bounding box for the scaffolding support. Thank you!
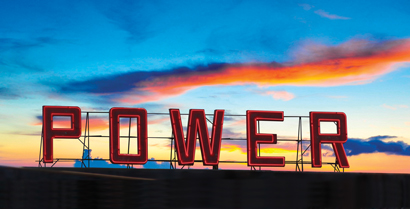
[36,111,344,172]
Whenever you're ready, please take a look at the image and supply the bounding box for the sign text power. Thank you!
[42,106,349,168]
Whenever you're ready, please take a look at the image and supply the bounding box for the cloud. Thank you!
[335,135,410,156]
[226,119,246,127]
[0,37,65,72]
[264,90,295,101]
[148,117,169,125]
[195,48,221,55]
[91,1,153,43]
[299,4,313,11]
[327,95,348,99]
[143,158,170,169]
[314,10,350,20]
[0,87,19,99]
[222,127,245,138]
[118,117,169,130]
[34,111,170,131]
[221,140,299,154]
[73,149,127,168]
[382,104,409,110]
[33,115,109,132]
[56,38,410,104]
[0,37,60,52]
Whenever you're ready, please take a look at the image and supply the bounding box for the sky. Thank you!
[0,0,409,173]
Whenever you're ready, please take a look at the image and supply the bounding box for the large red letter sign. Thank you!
[247,110,285,167]
[43,106,81,163]
[169,109,224,165]
[310,112,349,168]
[109,108,148,164]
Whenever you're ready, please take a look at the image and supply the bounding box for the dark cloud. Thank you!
[0,37,62,52]
[45,38,410,105]
[322,135,410,156]
[0,37,65,72]
[0,38,40,51]
[58,63,229,94]
[0,87,19,99]
[91,1,154,43]
[36,115,42,121]
[10,59,44,72]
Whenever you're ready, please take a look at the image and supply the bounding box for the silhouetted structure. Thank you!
[0,166,409,208]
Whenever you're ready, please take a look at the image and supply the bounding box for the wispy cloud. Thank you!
[0,87,19,99]
[0,37,61,52]
[298,4,313,11]
[92,1,153,43]
[382,104,409,110]
[327,95,348,99]
[0,37,66,72]
[299,4,350,20]
[55,38,410,104]
[33,115,109,132]
[221,141,300,154]
[226,119,246,127]
[314,9,350,20]
[263,90,295,101]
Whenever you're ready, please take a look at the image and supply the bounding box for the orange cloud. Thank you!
[221,142,298,154]
[33,117,109,132]
[85,118,109,132]
[118,38,410,104]
[222,144,246,153]
[227,119,246,127]
[34,116,170,133]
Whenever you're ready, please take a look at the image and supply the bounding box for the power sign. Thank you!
[42,106,349,168]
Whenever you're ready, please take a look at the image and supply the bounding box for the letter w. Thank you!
[169,109,224,166]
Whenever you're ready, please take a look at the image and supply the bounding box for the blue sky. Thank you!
[0,0,410,172]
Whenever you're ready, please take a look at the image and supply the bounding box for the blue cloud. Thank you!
[73,151,171,169]
[332,135,410,156]
[73,158,128,168]
[143,158,170,169]
[58,63,229,95]
[73,149,127,168]
[90,1,154,43]
[0,87,19,99]
[0,37,64,72]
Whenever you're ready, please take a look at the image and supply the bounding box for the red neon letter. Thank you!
[109,108,148,164]
[42,106,81,163]
[310,112,349,168]
[246,110,285,167]
[169,109,224,165]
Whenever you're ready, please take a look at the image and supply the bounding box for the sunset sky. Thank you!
[0,0,409,173]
